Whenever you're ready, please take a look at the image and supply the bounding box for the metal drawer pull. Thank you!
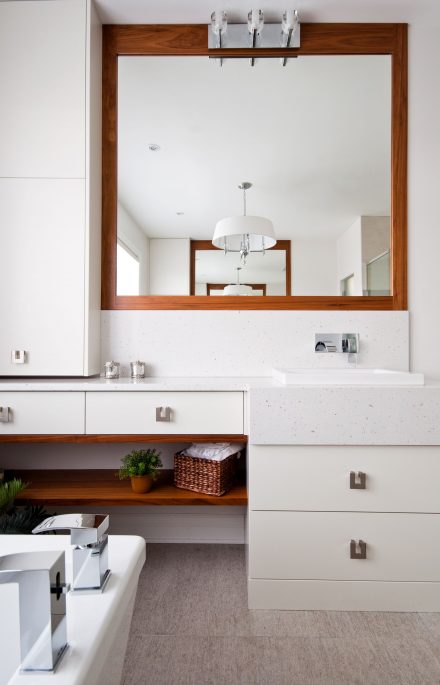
[349,471,366,489]
[0,407,11,423]
[350,539,367,560]
[11,350,27,364]
[156,406,172,422]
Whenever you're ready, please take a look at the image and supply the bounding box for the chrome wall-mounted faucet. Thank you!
[33,513,111,593]
[0,550,69,673]
[314,333,359,354]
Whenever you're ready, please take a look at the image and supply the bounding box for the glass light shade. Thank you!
[212,215,276,251]
[282,9,297,33]
[223,284,254,296]
[211,10,227,35]
[248,9,264,33]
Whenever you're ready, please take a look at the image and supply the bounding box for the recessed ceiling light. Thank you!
[147,143,160,152]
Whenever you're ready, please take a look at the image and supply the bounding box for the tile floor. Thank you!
[123,544,440,685]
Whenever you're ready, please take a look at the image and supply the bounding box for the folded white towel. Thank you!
[183,442,244,461]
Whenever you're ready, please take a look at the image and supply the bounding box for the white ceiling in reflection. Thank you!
[118,55,391,241]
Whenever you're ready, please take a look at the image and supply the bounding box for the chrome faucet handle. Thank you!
[33,513,109,546]
[0,550,69,673]
[315,333,359,354]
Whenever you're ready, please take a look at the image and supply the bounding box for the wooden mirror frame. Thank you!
[190,240,292,296]
[102,23,407,310]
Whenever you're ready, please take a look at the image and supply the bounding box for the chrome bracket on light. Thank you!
[209,9,300,66]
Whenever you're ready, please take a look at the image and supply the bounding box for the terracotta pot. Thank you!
[130,475,153,494]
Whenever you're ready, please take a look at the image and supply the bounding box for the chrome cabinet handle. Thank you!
[156,406,172,422]
[349,471,366,489]
[11,350,27,364]
[0,406,11,423]
[350,539,367,559]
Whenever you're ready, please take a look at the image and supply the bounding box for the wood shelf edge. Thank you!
[12,469,248,507]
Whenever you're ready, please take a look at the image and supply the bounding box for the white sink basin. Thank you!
[272,368,425,386]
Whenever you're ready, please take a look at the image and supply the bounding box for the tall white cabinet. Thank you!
[0,0,101,376]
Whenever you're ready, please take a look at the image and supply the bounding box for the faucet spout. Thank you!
[33,513,111,593]
[0,550,69,673]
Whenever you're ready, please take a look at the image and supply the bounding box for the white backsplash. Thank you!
[101,311,409,377]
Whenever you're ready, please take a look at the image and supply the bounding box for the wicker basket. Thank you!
[174,449,240,497]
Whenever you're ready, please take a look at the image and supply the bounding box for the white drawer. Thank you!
[85,392,244,435]
[248,510,440,582]
[0,392,85,434]
[249,445,440,513]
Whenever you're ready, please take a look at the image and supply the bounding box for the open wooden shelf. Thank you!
[0,434,248,444]
[13,469,247,506]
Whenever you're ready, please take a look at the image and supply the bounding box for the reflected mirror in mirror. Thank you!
[117,55,391,297]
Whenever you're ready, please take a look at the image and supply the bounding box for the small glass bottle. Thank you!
[104,361,120,379]
[130,360,145,379]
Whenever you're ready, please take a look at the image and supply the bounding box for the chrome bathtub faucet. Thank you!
[33,513,111,593]
[0,550,69,673]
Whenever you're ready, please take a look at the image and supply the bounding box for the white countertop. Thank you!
[1,375,439,391]
[0,376,273,391]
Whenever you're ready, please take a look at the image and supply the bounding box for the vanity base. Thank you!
[248,579,440,612]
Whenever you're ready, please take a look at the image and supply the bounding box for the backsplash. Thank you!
[101,311,409,376]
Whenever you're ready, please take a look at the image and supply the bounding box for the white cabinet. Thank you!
[248,445,440,611]
[0,0,101,376]
[0,0,86,178]
[86,392,244,435]
[0,392,85,434]
[0,179,86,375]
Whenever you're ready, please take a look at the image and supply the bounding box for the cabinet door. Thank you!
[0,0,86,178]
[249,511,440,582]
[86,392,244,435]
[0,179,85,375]
[0,392,85,434]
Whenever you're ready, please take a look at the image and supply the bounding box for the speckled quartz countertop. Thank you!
[248,383,440,445]
[1,376,440,445]
[0,376,273,391]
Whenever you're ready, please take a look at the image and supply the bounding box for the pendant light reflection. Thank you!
[223,267,253,296]
[212,182,276,266]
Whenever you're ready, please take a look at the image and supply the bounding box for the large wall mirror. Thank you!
[102,24,407,310]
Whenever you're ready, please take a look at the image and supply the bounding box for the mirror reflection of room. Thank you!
[117,56,391,297]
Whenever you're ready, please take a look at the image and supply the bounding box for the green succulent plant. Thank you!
[117,448,162,480]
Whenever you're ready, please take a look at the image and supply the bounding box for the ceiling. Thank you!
[95,0,438,25]
[118,55,391,241]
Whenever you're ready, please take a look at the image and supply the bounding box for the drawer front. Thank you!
[0,392,85,434]
[85,392,244,435]
[249,445,440,513]
[248,511,440,582]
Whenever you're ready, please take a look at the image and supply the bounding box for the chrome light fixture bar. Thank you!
[208,8,300,66]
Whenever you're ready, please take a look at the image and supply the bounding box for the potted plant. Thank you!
[0,477,48,534]
[118,448,162,493]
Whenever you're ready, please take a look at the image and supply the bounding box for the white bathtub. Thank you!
[0,534,146,685]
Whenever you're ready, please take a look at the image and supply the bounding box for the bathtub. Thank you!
[0,534,146,684]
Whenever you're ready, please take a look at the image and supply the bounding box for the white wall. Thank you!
[149,238,190,295]
[293,239,338,295]
[408,20,440,379]
[337,218,363,295]
[117,201,149,294]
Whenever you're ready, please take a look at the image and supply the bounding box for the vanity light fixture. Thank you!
[208,9,300,65]
[212,182,276,265]
[223,267,254,296]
